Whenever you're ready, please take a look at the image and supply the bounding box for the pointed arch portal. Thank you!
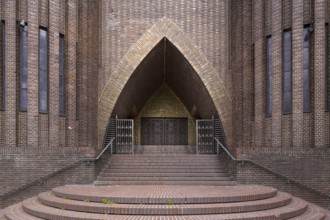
[98,18,232,148]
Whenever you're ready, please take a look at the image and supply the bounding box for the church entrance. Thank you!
[141,118,188,145]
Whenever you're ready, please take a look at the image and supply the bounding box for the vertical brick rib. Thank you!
[242,0,253,150]
[66,0,77,148]
[77,2,88,148]
[27,0,39,148]
[0,0,2,147]
[49,0,60,148]
[254,0,265,148]
[87,2,99,149]
[314,0,326,148]
[4,0,17,148]
[292,0,304,148]
[271,1,283,148]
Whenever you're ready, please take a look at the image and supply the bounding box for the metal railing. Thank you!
[95,137,116,160]
[0,138,116,200]
[214,138,330,204]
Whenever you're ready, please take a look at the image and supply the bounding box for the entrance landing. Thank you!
[140,145,195,154]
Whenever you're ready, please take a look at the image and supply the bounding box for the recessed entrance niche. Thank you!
[135,84,195,146]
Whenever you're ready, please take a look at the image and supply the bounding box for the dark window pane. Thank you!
[59,34,65,115]
[1,21,5,110]
[20,25,28,110]
[303,26,311,112]
[283,30,292,113]
[266,36,272,116]
[39,28,48,112]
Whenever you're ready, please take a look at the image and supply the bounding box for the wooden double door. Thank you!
[141,118,188,145]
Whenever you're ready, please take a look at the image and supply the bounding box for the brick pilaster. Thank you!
[27,0,39,148]
[66,0,77,148]
[77,2,88,148]
[253,0,265,148]
[48,0,60,148]
[242,0,253,151]
[314,0,327,148]
[271,0,283,148]
[4,0,17,148]
[292,0,304,148]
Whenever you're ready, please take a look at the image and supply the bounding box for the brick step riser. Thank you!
[99,172,231,177]
[94,180,237,186]
[102,169,229,173]
[109,159,223,163]
[107,164,225,169]
[37,193,292,215]
[112,155,220,159]
[52,189,278,205]
[97,177,234,181]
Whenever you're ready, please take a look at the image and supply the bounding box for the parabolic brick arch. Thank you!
[98,18,233,149]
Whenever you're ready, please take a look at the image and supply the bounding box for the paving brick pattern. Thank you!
[1,185,329,219]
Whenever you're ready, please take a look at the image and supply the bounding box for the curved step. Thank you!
[38,191,292,215]
[94,180,236,186]
[22,196,308,220]
[53,185,277,204]
[3,203,42,220]
[288,204,325,220]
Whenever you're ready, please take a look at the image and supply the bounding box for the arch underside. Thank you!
[98,18,232,148]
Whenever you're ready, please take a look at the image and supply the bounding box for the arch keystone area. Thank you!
[98,18,232,148]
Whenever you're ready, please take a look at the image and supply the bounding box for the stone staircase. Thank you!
[94,148,235,186]
[1,185,329,219]
[1,145,329,219]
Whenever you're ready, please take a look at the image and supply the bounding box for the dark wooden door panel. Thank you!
[141,118,188,145]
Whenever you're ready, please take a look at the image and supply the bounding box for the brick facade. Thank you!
[0,0,330,210]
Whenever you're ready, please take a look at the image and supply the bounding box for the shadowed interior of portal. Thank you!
[110,38,224,146]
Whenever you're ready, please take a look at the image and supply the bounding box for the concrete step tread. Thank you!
[288,204,326,220]
[39,191,292,215]
[96,176,234,181]
[100,172,231,177]
[53,185,277,204]
[21,196,308,220]
[94,180,237,186]
[2,203,42,220]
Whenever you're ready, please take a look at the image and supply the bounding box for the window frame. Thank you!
[38,26,48,113]
[283,28,292,114]
[0,20,5,111]
[266,35,272,117]
[59,33,65,116]
[19,22,28,111]
[303,24,312,113]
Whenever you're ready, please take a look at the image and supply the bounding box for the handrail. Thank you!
[95,137,116,160]
[214,138,330,201]
[0,138,116,199]
[214,138,235,160]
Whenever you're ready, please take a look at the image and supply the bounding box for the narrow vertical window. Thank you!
[283,29,292,113]
[252,43,255,120]
[266,36,272,116]
[20,23,28,110]
[0,21,5,110]
[303,25,311,112]
[59,34,65,115]
[326,24,329,111]
[39,27,48,113]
